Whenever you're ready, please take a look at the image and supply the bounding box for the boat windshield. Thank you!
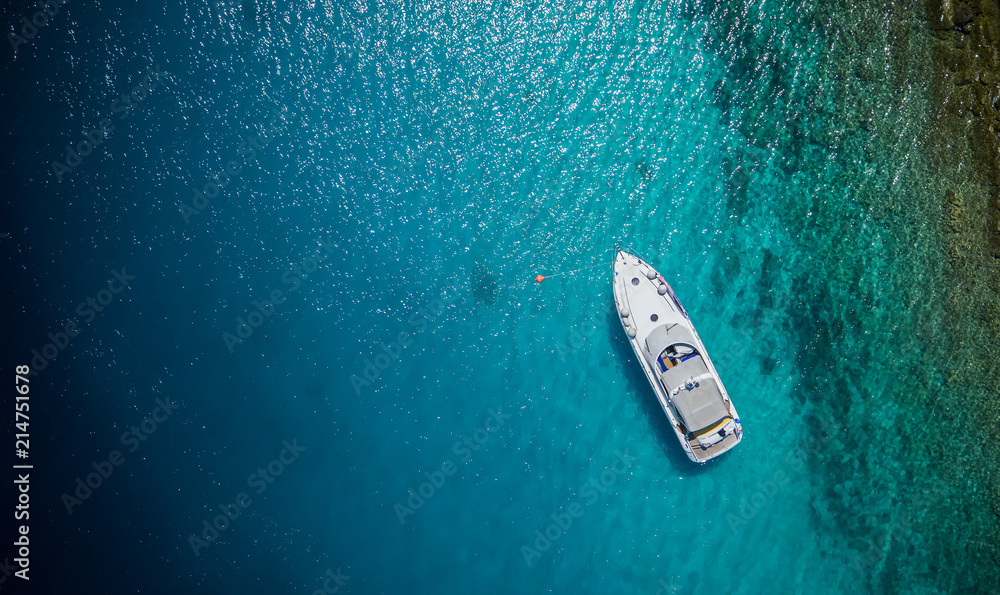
[652,343,698,373]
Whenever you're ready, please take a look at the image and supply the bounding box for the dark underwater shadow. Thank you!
[607,313,715,477]
[472,262,498,305]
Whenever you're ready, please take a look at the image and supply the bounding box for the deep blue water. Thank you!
[1,0,998,593]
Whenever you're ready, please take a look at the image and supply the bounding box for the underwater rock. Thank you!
[854,60,876,84]
[980,300,1000,333]
[954,2,975,28]
[954,64,977,86]
[945,189,964,232]
[974,12,1000,47]
[992,210,1000,258]
[472,263,497,305]
[943,189,969,266]
[927,0,956,30]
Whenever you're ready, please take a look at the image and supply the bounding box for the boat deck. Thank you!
[612,253,685,349]
[687,430,741,462]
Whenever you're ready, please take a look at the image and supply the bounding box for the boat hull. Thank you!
[612,248,743,463]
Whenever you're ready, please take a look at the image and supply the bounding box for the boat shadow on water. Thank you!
[607,321,716,476]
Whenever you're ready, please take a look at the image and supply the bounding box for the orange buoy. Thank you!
[535,275,546,283]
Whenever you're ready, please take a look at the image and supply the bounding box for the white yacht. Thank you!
[612,248,743,463]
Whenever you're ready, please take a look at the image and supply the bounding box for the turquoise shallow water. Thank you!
[2,0,998,593]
